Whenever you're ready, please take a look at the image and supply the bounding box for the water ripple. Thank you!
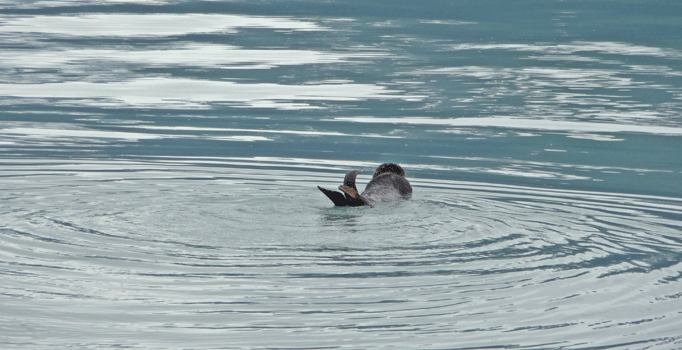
[2,159,681,348]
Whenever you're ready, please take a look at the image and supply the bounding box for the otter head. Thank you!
[372,163,406,178]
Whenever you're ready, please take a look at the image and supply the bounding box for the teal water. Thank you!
[1,1,682,349]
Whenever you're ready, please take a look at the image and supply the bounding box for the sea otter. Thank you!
[317,163,412,207]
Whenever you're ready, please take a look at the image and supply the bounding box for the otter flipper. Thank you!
[343,170,361,189]
[338,185,359,199]
[317,186,349,207]
[318,165,410,207]
[317,185,365,207]
[318,170,366,207]
[339,185,374,207]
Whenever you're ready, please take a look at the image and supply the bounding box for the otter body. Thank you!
[317,163,412,207]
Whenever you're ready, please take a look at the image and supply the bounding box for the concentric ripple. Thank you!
[1,159,681,349]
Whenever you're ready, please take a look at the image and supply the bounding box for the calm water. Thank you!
[2,1,682,349]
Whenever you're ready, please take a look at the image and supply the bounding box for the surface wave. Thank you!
[2,158,681,349]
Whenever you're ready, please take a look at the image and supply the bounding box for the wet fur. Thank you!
[318,163,412,207]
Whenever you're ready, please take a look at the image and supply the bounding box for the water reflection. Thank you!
[2,1,682,348]
[0,77,417,109]
[0,44,384,70]
[0,13,326,37]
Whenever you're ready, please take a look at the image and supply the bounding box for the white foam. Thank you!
[0,77,418,110]
[412,66,640,90]
[0,44,383,70]
[210,136,273,142]
[0,127,162,140]
[124,125,402,139]
[0,13,326,37]
[447,41,682,59]
[567,134,625,142]
[334,116,682,137]
[0,0,172,9]
[420,20,477,26]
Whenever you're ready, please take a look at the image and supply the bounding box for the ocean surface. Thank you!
[2,1,682,349]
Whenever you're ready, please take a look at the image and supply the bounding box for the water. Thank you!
[1,1,682,349]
